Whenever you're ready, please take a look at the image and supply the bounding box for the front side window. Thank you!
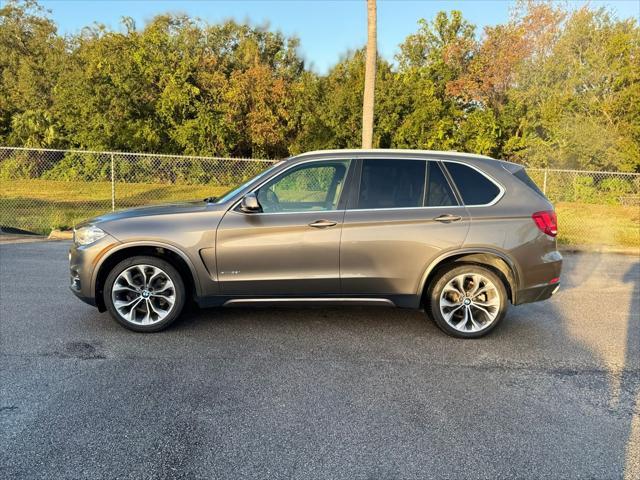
[444,162,501,205]
[357,159,426,209]
[256,161,350,213]
[214,161,284,204]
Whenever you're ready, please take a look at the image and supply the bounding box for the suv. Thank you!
[69,150,562,338]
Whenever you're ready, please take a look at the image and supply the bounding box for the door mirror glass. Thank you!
[240,193,261,213]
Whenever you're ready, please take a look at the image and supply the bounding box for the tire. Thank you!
[427,264,508,339]
[103,256,186,332]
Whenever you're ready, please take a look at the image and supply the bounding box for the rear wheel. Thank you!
[427,265,507,339]
[104,256,186,332]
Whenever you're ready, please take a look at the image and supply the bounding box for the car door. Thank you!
[216,159,353,296]
[340,158,470,296]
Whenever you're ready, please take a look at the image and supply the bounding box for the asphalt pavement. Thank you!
[1,240,638,479]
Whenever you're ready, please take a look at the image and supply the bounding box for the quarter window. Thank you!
[444,162,501,205]
[256,161,349,213]
[357,159,426,209]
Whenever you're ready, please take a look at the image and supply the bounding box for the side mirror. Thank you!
[240,192,261,213]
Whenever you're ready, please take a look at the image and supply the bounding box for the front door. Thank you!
[216,160,351,296]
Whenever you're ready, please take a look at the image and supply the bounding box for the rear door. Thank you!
[216,159,353,296]
[340,158,470,296]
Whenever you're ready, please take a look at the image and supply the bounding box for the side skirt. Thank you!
[195,294,421,309]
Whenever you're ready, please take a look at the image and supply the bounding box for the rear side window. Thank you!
[357,159,425,209]
[425,162,457,207]
[513,168,546,198]
[444,162,501,205]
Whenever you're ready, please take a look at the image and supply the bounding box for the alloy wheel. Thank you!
[439,273,501,333]
[111,264,176,325]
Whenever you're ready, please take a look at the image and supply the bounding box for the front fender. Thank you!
[91,240,203,298]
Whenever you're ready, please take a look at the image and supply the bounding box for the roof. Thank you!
[293,148,494,161]
[290,149,524,170]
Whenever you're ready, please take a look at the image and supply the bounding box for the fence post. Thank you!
[543,168,548,195]
[110,153,115,211]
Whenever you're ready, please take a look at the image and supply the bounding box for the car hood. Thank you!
[82,201,214,226]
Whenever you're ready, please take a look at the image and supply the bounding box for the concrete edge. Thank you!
[559,244,640,256]
[0,234,49,244]
[48,229,74,240]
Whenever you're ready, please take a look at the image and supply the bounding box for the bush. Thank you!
[0,151,58,180]
[42,152,111,181]
[599,177,634,204]
[572,176,599,203]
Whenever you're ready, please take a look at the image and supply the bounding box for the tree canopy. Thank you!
[1,0,638,171]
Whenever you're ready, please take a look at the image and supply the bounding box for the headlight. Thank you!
[73,225,106,246]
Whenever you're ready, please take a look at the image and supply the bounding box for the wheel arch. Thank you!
[92,242,200,312]
[419,248,520,305]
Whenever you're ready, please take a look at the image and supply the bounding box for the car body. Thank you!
[69,149,562,337]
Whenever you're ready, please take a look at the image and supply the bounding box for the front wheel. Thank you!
[104,256,186,332]
[427,265,507,339]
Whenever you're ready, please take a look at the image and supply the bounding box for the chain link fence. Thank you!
[1,147,638,248]
[0,147,276,234]
[527,168,639,248]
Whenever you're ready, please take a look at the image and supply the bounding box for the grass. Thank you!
[1,179,638,248]
[0,179,229,234]
[555,201,639,248]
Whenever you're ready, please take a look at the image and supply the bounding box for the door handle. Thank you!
[308,219,337,228]
[434,214,462,223]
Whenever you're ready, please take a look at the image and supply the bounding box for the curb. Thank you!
[48,229,74,240]
[0,234,48,244]
[559,244,639,256]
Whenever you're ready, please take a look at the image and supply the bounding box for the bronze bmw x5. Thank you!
[69,149,562,338]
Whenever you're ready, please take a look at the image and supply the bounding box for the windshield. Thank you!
[211,161,284,204]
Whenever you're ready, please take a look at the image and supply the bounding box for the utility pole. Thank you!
[361,0,377,149]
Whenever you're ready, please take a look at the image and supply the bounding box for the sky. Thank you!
[39,0,640,74]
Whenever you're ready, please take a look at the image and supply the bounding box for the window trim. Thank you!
[229,156,504,215]
[230,158,354,215]
[440,160,505,207]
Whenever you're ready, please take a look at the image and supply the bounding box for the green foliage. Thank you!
[0,150,57,179]
[0,152,38,179]
[0,0,638,172]
[42,152,110,181]
[572,176,599,203]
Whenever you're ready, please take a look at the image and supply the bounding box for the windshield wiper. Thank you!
[203,196,217,203]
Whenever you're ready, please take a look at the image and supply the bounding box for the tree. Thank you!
[393,11,493,153]
[361,0,376,149]
[0,0,65,146]
[1,0,638,171]
[507,4,639,171]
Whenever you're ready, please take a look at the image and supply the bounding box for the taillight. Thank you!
[532,210,558,237]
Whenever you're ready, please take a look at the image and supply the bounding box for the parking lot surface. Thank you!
[1,240,638,479]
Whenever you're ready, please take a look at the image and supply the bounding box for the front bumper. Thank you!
[69,234,119,307]
[69,287,97,307]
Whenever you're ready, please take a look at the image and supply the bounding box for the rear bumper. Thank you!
[514,282,560,305]
[512,245,562,306]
